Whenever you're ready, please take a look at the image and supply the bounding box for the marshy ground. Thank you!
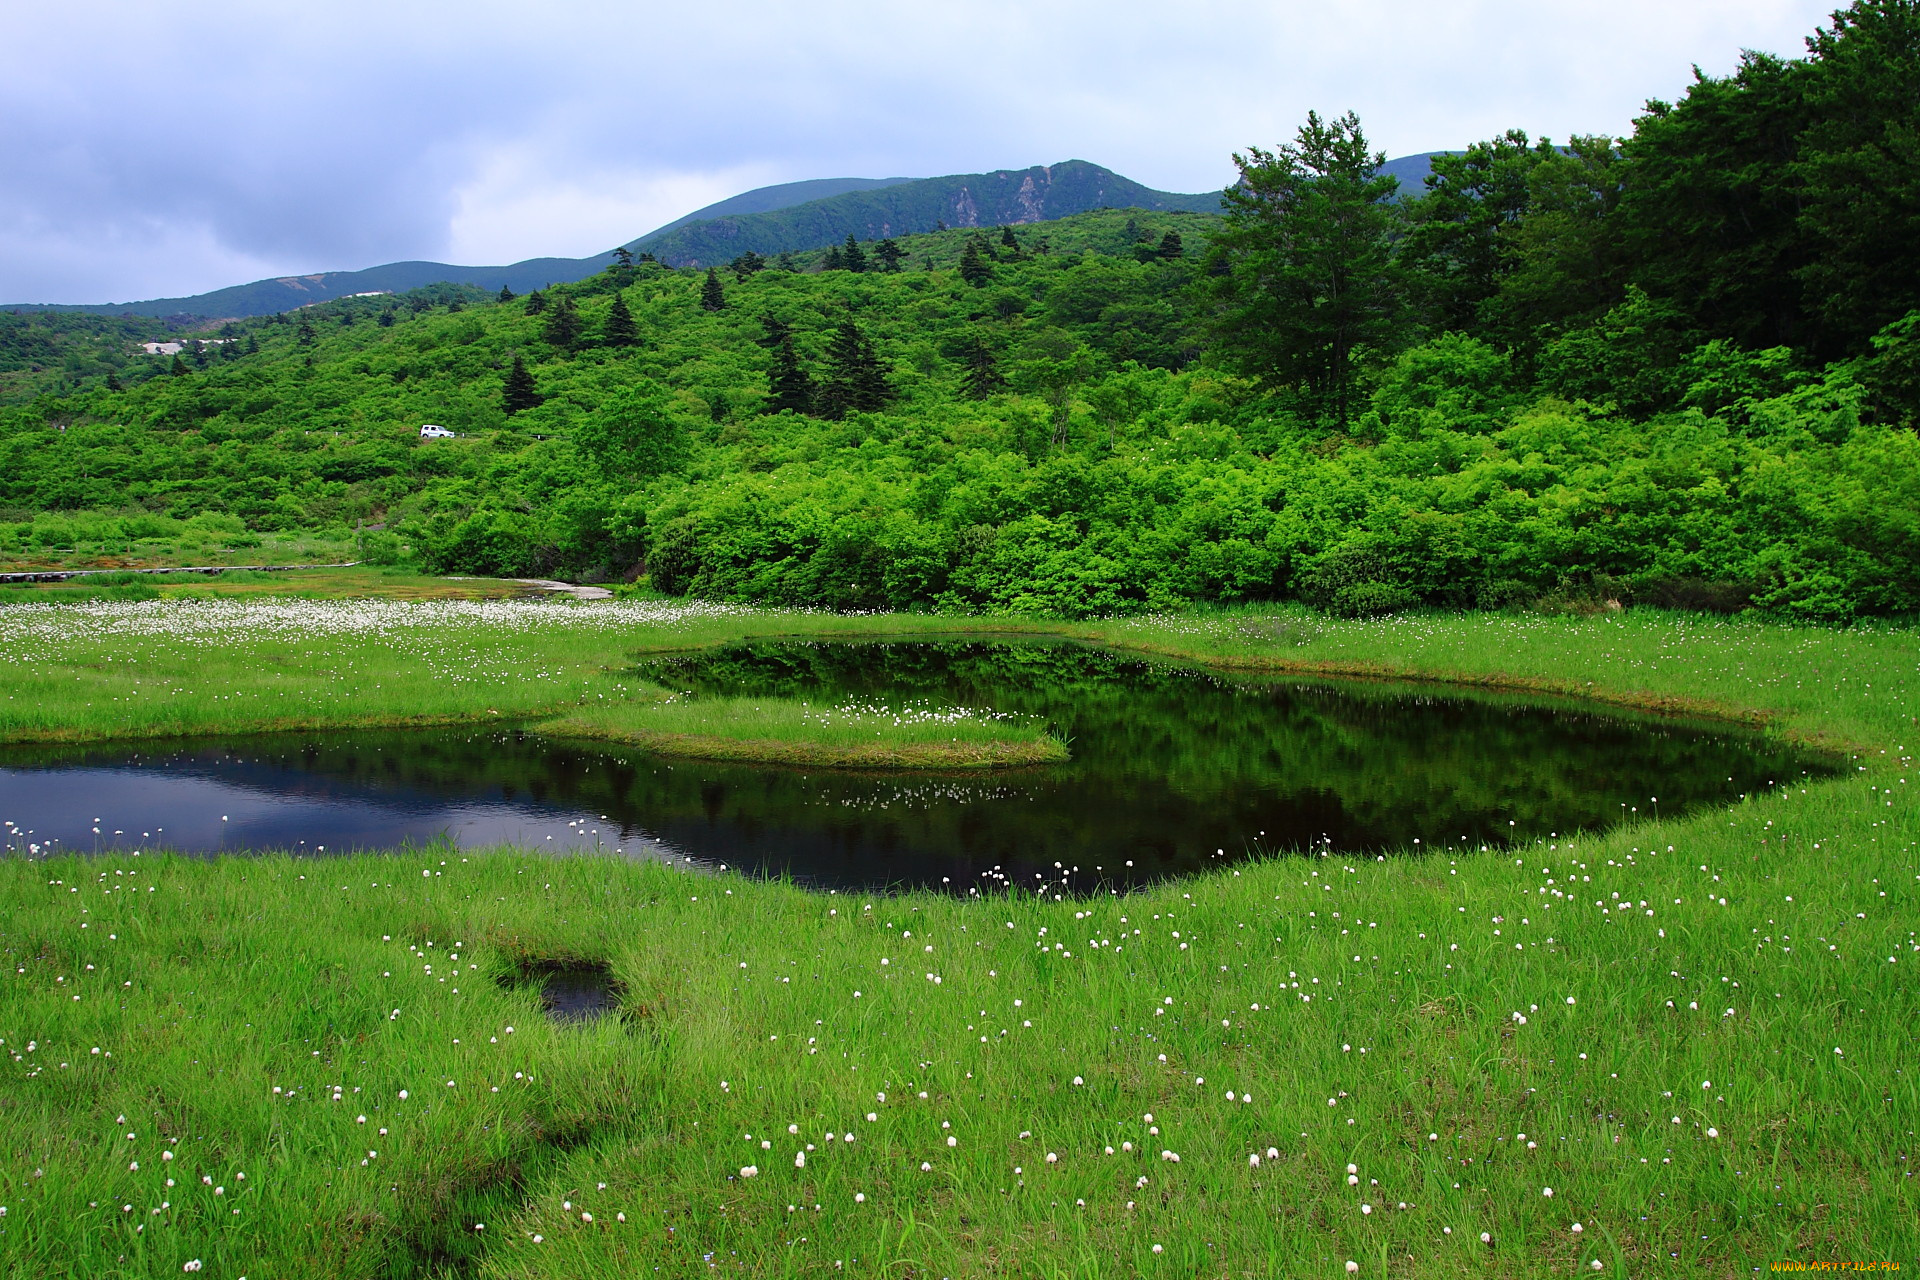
[0,598,1914,1276]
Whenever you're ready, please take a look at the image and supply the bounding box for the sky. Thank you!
[0,0,1841,305]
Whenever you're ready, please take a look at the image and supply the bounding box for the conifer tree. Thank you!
[545,296,584,349]
[874,238,904,272]
[604,292,640,348]
[1157,230,1184,258]
[524,289,547,315]
[730,250,767,280]
[296,321,316,347]
[842,235,868,273]
[191,341,209,368]
[378,309,395,327]
[502,354,541,414]
[961,337,1006,399]
[766,335,814,415]
[958,238,993,286]
[498,285,516,303]
[822,244,845,271]
[815,319,891,419]
[1000,225,1019,251]
[776,252,797,271]
[757,314,793,348]
[105,371,122,392]
[701,268,727,311]
[169,354,188,376]
[245,334,260,354]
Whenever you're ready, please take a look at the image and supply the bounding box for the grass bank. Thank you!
[0,601,1916,1276]
[536,689,1067,769]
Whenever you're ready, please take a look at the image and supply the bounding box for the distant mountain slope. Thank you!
[626,160,1222,268]
[638,176,916,241]
[2,157,1447,320]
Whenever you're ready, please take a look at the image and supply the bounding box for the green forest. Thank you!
[3,0,1917,619]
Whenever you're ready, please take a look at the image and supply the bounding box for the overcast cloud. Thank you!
[0,0,1838,304]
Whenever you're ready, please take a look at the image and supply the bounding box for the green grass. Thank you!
[0,601,1916,1276]
[536,688,1068,768]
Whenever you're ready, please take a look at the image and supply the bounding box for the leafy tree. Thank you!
[498,285,516,303]
[874,238,904,272]
[524,290,548,316]
[815,320,891,419]
[604,293,640,349]
[1400,130,1551,332]
[958,238,993,287]
[1204,110,1408,426]
[1486,136,1629,344]
[574,379,685,477]
[502,354,541,414]
[1013,329,1097,446]
[701,269,727,311]
[842,235,868,274]
[544,296,584,350]
[766,334,815,415]
[960,336,1006,399]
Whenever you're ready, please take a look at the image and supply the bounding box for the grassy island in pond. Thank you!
[536,689,1066,769]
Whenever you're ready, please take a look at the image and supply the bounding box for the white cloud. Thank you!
[446,150,779,265]
[0,0,1841,302]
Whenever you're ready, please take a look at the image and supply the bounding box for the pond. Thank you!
[0,639,1832,891]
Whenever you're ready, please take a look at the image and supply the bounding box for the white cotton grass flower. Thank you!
[1361,1203,1372,1215]
[1248,1153,1261,1167]
[1046,1152,1058,1164]
[921,1162,932,1172]
[740,1166,758,1179]
[854,1193,866,1203]
[794,1152,805,1168]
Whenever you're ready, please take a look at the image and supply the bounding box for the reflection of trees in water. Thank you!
[3,642,1831,890]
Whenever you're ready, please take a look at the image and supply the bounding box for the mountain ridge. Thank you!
[3,156,1441,321]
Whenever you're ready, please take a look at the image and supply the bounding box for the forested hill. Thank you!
[631,161,1222,268]
[2,0,1917,621]
[0,162,1218,321]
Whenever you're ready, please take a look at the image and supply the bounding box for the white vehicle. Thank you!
[419,424,457,439]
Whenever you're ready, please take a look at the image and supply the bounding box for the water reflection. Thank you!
[0,639,1833,892]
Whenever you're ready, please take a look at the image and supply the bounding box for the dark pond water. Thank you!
[0,639,1833,891]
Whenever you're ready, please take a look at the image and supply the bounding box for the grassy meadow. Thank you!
[0,596,1916,1277]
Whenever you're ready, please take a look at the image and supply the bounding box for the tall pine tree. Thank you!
[701,268,727,311]
[545,296,584,349]
[1204,110,1406,427]
[524,289,547,315]
[497,284,516,303]
[874,238,904,272]
[766,335,815,415]
[502,354,541,414]
[961,337,1005,399]
[842,235,868,273]
[815,320,891,419]
[604,292,640,348]
[958,238,993,286]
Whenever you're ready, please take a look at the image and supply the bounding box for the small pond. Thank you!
[0,639,1833,891]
